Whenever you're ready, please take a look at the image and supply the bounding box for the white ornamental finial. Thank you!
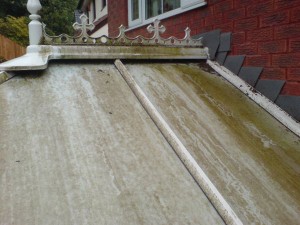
[73,14,95,37]
[27,0,43,45]
[43,18,202,47]
[147,19,166,39]
[27,0,42,14]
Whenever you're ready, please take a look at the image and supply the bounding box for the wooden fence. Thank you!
[0,34,26,61]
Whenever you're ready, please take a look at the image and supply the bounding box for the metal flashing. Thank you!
[216,52,228,65]
[218,32,231,52]
[194,29,221,60]
[238,67,262,87]
[255,79,285,102]
[223,55,245,75]
[275,95,300,121]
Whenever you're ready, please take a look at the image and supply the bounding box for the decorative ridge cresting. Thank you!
[43,14,203,47]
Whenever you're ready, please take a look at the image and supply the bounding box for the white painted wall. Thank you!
[90,24,108,37]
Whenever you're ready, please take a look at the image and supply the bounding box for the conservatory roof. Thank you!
[0,59,299,225]
[0,12,300,224]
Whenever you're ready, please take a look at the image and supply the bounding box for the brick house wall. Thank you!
[108,0,300,96]
[108,0,128,35]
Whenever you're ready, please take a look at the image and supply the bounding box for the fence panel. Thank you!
[0,35,26,61]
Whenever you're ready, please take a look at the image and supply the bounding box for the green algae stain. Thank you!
[175,63,299,144]
[206,65,296,180]
[0,72,8,85]
[137,63,300,205]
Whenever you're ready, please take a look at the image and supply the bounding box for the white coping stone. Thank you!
[0,45,208,71]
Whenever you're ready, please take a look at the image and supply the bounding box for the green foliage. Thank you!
[0,0,78,45]
[40,0,78,35]
[0,0,28,18]
[0,16,29,46]
[0,0,29,46]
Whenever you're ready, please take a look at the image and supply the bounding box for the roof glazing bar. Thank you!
[114,59,244,225]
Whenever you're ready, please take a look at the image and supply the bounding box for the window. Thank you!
[128,0,206,28]
[89,0,107,22]
[132,0,140,20]
[92,0,96,20]
[146,0,180,19]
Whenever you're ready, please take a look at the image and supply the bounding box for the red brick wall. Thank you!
[108,0,128,36]
[107,0,128,37]
[108,0,300,96]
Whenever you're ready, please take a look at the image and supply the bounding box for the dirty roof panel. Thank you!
[126,62,300,225]
[0,63,224,225]
[1,61,300,225]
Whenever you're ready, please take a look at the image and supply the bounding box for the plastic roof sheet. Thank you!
[0,61,299,224]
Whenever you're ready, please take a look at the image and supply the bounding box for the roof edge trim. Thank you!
[207,60,300,137]
[0,45,208,71]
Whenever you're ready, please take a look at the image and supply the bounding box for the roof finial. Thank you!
[147,19,166,41]
[43,17,203,47]
[27,0,43,45]
[73,14,95,41]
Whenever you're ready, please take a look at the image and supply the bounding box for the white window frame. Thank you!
[89,0,108,22]
[128,0,143,27]
[96,0,107,21]
[127,0,206,30]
